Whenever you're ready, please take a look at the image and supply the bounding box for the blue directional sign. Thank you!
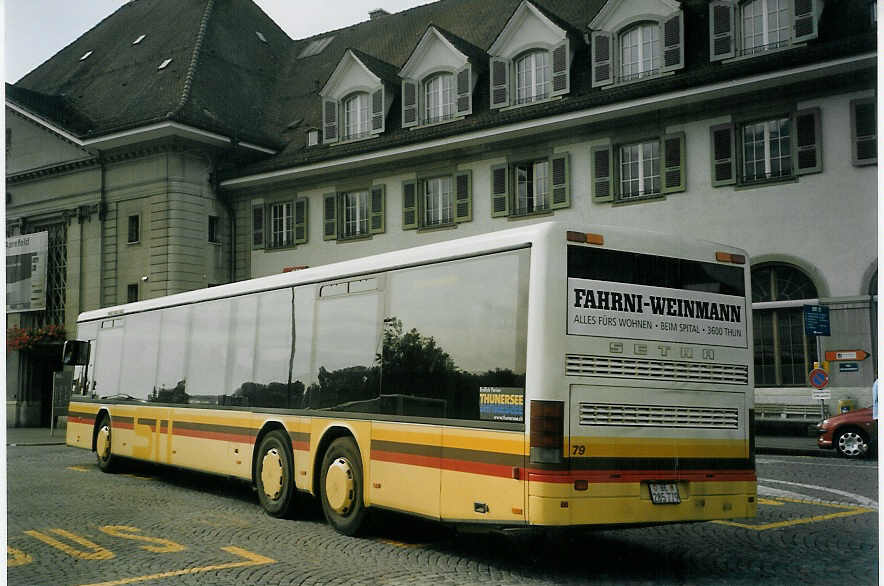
[803,305,830,336]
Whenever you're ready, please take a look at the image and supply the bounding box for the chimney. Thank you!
[369,8,389,20]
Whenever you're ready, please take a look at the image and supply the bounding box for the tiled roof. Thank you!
[7,0,875,179]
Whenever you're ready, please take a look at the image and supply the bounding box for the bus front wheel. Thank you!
[255,430,297,518]
[319,437,367,536]
[95,416,117,472]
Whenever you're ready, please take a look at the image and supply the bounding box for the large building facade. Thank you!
[6,0,877,426]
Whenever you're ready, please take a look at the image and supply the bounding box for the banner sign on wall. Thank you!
[6,232,48,313]
[479,387,524,423]
[567,278,748,348]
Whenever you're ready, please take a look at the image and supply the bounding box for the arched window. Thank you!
[514,50,550,105]
[619,22,660,80]
[752,263,817,386]
[342,92,370,140]
[423,73,454,124]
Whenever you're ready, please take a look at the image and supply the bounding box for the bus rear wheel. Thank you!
[320,437,367,536]
[95,415,117,472]
[255,430,297,518]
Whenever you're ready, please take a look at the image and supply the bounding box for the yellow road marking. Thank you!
[67,466,90,472]
[79,546,276,586]
[757,498,786,506]
[24,529,115,560]
[713,497,875,531]
[97,526,186,553]
[376,538,428,548]
[7,546,33,567]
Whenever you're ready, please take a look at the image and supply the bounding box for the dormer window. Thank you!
[489,1,571,109]
[342,92,371,141]
[591,4,683,88]
[320,50,393,144]
[514,51,550,105]
[619,23,660,81]
[424,73,454,124]
[709,0,819,61]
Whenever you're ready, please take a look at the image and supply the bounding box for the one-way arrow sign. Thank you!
[824,350,870,361]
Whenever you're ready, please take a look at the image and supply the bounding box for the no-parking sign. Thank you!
[808,368,829,390]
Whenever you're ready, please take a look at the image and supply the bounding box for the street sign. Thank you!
[812,389,831,400]
[839,362,860,373]
[803,305,830,336]
[808,368,829,389]
[825,350,869,361]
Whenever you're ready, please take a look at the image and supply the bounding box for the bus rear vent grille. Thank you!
[579,403,739,429]
[566,354,749,385]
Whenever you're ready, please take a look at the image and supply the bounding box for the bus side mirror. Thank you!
[62,340,89,366]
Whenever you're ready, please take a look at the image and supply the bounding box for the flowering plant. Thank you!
[6,324,66,351]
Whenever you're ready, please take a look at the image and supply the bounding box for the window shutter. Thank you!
[323,99,338,143]
[710,124,736,186]
[323,193,337,241]
[709,2,735,62]
[371,87,385,133]
[591,31,613,87]
[452,170,473,223]
[455,64,472,117]
[490,163,510,217]
[591,144,614,202]
[662,133,686,193]
[550,153,570,209]
[490,58,510,109]
[294,198,308,244]
[661,11,684,73]
[402,180,418,230]
[402,79,418,128]
[852,99,877,166]
[551,40,570,96]
[370,185,385,234]
[792,0,818,43]
[252,200,265,249]
[794,108,822,175]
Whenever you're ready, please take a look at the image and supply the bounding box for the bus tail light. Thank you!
[530,400,564,464]
[715,251,745,264]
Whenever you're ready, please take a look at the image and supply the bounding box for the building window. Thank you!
[28,222,67,326]
[342,92,370,141]
[269,202,293,248]
[514,160,550,214]
[752,264,818,387]
[423,177,453,226]
[127,215,140,244]
[324,187,385,240]
[127,284,139,303]
[424,73,454,124]
[741,0,790,54]
[741,117,792,183]
[252,203,265,248]
[490,153,571,217]
[851,98,877,166]
[208,215,220,244]
[514,50,550,105]
[619,140,661,201]
[307,129,320,146]
[619,22,660,82]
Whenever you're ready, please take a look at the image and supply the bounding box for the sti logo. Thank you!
[609,342,715,361]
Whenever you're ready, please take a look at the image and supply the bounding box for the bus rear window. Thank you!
[568,246,745,297]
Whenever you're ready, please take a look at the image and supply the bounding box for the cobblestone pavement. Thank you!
[6,445,878,585]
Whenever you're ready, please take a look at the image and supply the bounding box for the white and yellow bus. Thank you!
[63,222,756,535]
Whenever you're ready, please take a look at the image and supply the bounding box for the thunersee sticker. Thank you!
[567,278,747,348]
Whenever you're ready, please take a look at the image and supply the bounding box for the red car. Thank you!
[817,407,877,459]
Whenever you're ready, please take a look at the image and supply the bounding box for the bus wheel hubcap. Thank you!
[261,449,284,500]
[97,426,110,461]
[325,458,355,514]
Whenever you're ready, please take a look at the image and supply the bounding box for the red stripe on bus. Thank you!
[115,422,134,430]
[291,440,310,451]
[68,416,95,425]
[527,470,757,484]
[372,449,442,470]
[439,458,516,479]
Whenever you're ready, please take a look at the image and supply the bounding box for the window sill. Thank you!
[604,70,674,90]
[498,95,562,112]
[722,42,803,64]
[613,192,665,205]
[330,133,379,146]
[127,240,140,245]
[208,241,222,246]
[409,116,465,131]
[417,222,457,233]
[507,209,554,221]
[337,233,373,243]
[735,174,797,191]
[266,244,297,251]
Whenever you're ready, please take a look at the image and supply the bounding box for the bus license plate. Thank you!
[649,483,680,505]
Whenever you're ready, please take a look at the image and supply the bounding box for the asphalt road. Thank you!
[6,444,878,585]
